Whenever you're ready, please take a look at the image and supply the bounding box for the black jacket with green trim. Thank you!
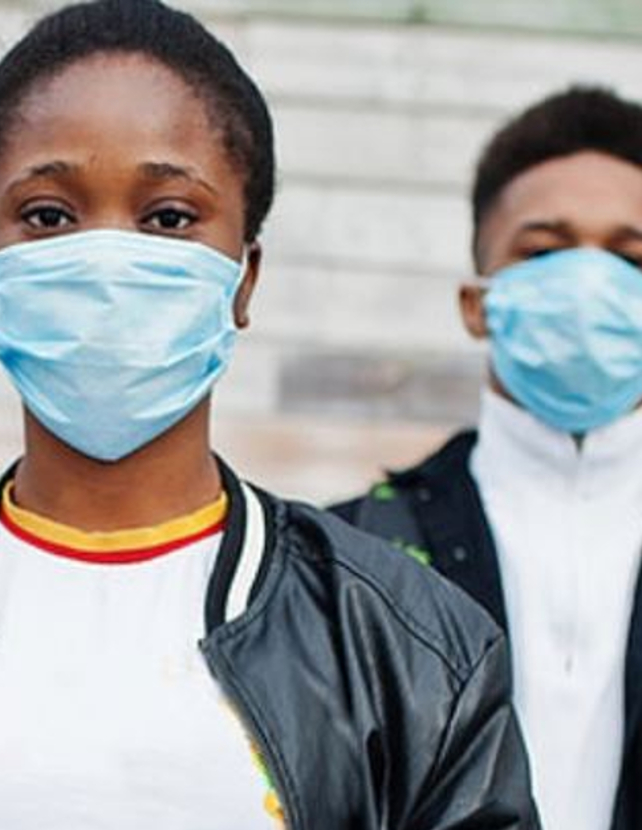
[330,430,642,830]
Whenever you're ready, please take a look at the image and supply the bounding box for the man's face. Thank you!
[460,150,642,341]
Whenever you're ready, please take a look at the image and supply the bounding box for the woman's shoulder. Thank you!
[274,494,503,683]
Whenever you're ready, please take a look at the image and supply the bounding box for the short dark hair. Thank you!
[0,0,275,241]
[472,86,642,254]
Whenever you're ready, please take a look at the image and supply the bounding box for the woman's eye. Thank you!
[21,206,75,230]
[144,208,195,232]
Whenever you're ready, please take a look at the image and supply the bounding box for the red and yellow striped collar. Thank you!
[0,481,227,565]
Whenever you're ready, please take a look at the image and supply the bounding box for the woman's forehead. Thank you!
[0,52,225,171]
[0,51,244,211]
[16,52,205,125]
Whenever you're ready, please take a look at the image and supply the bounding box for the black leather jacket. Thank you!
[201,461,540,829]
[331,431,642,830]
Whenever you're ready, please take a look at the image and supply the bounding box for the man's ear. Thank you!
[458,283,489,339]
[233,241,262,329]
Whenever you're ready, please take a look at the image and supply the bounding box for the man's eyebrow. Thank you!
[517,219,575,237]
[518,219,642,243]
[138,162,218,196]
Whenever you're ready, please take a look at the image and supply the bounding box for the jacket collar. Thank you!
[204,457,276,634]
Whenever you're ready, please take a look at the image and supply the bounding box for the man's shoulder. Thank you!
[331,429,478,521]
[279,494,501,681]
[328,430,479,566]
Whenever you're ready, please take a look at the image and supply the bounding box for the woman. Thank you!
[0,0,538,827]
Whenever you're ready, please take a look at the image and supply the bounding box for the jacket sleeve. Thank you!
[408,635,540,830]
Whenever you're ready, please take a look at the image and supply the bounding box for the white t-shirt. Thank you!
[0,481,281,829]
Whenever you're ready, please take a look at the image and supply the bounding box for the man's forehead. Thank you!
[496,151,642,217]
[483,151,642,238]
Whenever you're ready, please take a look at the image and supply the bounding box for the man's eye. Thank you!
[520,247,561,259]
[21,206,74,229]
[144,208,195,231]
[616,253,642,269]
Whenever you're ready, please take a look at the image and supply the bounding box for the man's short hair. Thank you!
[472,86,642,252]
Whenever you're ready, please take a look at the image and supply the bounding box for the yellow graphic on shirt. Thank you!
[219,698,285,827]
[250,742,286,826]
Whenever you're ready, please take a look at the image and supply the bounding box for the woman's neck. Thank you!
[12,402,222,531]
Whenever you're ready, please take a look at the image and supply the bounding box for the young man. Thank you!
[332,87,642,830]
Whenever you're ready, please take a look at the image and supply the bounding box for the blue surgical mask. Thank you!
[0,229,244,460]
[483,247,642,433]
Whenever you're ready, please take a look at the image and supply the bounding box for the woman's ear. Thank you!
[233,241,262,329]
[458,282,489,339]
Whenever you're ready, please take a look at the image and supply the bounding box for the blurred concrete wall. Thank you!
[0,2,640,499]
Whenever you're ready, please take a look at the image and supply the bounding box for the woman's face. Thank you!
[0,50,252,269]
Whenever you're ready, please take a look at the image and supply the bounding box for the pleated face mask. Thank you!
[482,247,642,434]
[0,229,244,460]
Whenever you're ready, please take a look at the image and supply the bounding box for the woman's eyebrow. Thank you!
[7,160,79,192]
[138,161,219,196]
[612,225,642,243]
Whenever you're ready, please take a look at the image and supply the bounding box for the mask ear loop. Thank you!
[461,274,492,292]
[231,247,253,330]
[238,247,250,281]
